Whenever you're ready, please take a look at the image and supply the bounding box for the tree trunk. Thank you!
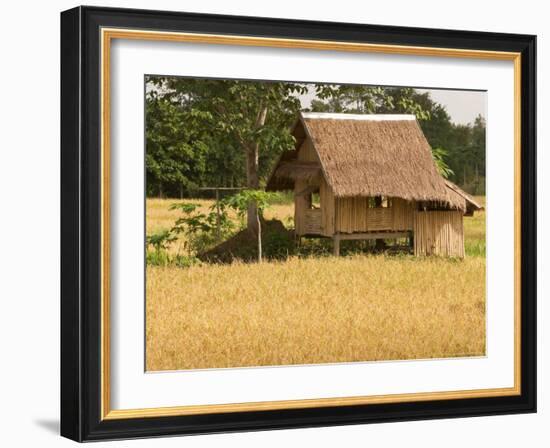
[245,104,268,239]
[246,144,260,235]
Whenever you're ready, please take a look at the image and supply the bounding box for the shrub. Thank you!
[146,229,177,266]
[146,229,177,253]
[146,249,171,266]
[172,255,202,268]
[263,228,296,260]
[169,201,235,255]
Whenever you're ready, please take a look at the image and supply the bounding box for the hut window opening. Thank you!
[304,191,320,210]
[369,196,392,208]
[418,201,448,212]
[311,191,321,209]
[296,185,320,210]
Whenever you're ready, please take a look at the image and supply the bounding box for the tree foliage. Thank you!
[145,78,486,198]
[221,189,276,218]
[431,147,455,179]
[311,86,430,120]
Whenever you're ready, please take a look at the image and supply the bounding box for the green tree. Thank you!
[310,85,430,120]
[442,117,485,194]
[431,147,455,179]
[468,115,486,194]
[145,88,214,197]
[148,78,308,235]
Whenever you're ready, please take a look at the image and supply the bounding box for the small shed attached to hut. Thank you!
[266,112,482,257]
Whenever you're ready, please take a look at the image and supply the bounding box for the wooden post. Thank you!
[257,210,262,263]
[215,188,221,242]
[333,234,340,256]
[374,196,385,250]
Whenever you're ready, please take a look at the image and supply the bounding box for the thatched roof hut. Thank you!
[267,112,470,211]
[266,112,482,257]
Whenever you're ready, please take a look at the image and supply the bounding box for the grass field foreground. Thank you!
[146,196,486,370]
[146,255,486,370]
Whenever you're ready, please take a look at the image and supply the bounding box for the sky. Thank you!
[416,88,486,125]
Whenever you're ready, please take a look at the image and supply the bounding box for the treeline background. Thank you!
[145,77,486,198]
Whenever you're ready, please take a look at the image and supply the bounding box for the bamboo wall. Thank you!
[393,198,415,230]
[294,138,418,237]
[413,211,465,258]
[319,177,335,236]
[334,197,415,233]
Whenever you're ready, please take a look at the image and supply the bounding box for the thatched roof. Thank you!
[265,150,298,191]
[274,161,322,183]
[444,180,483,215]
[267,112,467,211]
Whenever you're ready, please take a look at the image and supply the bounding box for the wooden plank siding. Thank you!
[297,139,317,162]
[413,211,465,258]
[294,179,308,236]
[304,209,322,234]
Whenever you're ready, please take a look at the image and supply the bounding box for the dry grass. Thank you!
[464,196,486,256]
[146,196,486,371]
[146,198,295,255]
[146,255,485,370]
[468,196,486,240]
[146,198,294,232]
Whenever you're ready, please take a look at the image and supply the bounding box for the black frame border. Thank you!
[61,6,536,442]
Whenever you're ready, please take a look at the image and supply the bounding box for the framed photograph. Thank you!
[60,6,536,442]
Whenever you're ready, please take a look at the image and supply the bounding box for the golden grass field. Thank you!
[146,197,486,371]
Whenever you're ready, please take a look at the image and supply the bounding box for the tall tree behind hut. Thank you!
[147,77,307,235]
[310,86,430,119]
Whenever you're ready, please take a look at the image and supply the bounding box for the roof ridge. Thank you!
[301,112,416,121]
